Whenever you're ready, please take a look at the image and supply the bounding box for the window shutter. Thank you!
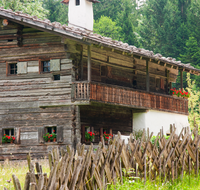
[81,125,85,143]
[38,127,45,144]
[160,78,165,90]
[0,128,2,145]
[17,62,27,74]
[57,126,63,143]
[50,59,60,72]
[15,127,21,144]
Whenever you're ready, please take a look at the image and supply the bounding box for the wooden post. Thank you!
[146,60,149,92]
[171,161,174,182]
[87,45,91,82]
[144,154,146,184]
[196,148,199,176]
[180,70,183,90]
[81,51,83,80]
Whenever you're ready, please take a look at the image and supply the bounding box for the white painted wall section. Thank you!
[133,110,189,136]
[68,0,94,30]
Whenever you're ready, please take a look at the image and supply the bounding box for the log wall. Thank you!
[0,23,79,159]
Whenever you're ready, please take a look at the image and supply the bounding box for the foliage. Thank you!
[43,0,68,24]
[186,73,200,129]
[103,132,113,141]
[150,135,170,147]
[0,0,49,19]
[94,16,123,41]
[43,132,56,142]
[85,131,95,142]
[2,135,15,143]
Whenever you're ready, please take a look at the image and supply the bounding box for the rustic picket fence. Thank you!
[6,125,200,190]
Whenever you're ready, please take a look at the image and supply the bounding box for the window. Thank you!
[53,74,60,81]
[9,63,17,75]
[46,126,57,134]
[38,126,63,144]
[4,128,14,136]
[42,61,50,72]
[76,0,80,5]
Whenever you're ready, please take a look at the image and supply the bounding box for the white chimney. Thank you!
[62,0,99,31]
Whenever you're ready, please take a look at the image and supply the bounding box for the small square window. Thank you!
[9,63,17,75]
[4,128,14,136]
[2,128,15,144]
[53,74,60,80]
[42,61,50,72]
[76,0,80,5]
[46,126,57,134]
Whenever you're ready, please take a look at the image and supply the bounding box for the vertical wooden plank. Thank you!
[38,127,45,144]
[146,60,149,92]
[87,45,91,82]
[180,70,183,90]
[57,126,63,143]
[0,128,2,145]
[15,127,20,144]
[144,154,146,184]
[172,161,174,181]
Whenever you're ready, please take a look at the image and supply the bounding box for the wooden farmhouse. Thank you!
[0,1,200,159]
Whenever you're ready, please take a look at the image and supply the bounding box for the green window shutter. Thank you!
[17,62,27,74]
[50,59,60,71]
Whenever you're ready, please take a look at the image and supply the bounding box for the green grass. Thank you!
[107,175,200,190]
[0,159,50,189]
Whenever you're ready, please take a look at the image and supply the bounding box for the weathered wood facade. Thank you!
[0,8,199,159]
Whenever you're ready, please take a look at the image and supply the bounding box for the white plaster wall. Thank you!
[133,110,189,136]
[68,0,93,30]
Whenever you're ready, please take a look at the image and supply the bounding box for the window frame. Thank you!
[6,62,17,76]
[0,127,20,145]
[39,59,51,74]
[76,0,80,6]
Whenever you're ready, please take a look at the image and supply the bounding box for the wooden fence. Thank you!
[7,125,200,190]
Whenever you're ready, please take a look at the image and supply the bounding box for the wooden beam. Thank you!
[180,70,183,90]
[146,60,149,92]
[87,45,91,82]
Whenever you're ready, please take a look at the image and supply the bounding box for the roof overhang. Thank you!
[0,7,199,75]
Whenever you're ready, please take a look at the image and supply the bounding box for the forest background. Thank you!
[0,0,200,127]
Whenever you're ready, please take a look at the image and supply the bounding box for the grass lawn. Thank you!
[1,159,200,190]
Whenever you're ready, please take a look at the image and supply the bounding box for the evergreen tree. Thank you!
[116,0,139,46]
[138,0,185,58]
[0,0,48,19]
[94,16,123,41]
[43,0,68,24]
[93,0,124,21]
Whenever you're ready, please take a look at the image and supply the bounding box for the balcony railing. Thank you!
[72,81,188,115]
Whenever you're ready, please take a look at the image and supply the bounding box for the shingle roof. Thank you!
[0,7,199,74]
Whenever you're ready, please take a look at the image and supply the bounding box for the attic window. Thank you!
[7,39,13,42]
[53,74,60,80]
[9,63,17,75]
[76,0,80,5]
[42,61,50,72]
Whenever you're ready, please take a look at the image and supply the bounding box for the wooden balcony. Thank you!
[72,82,188,115]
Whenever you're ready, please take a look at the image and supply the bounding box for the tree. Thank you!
[94,16,123,41]
[138,0,189,58]
[0,0,48,19]
[186,73,200,129]
[93,0,124,21]
[43,0,68,24]
[116,0,139,46]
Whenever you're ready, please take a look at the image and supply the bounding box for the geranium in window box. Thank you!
[2,134,15,144]
[43,133,51,142]
[103,132,113,143]
[85,131,95,142]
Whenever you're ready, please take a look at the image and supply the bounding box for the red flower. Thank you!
[50,134,52,137]
[48,136,50,138]
[7,136,10,139]
[90,134,92,136]
[53,130,55,132]
[93,133,95,135]
[104,132,106,134]
[106,137,109,139]
[12,137,15,140]
[4,134,6,136]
